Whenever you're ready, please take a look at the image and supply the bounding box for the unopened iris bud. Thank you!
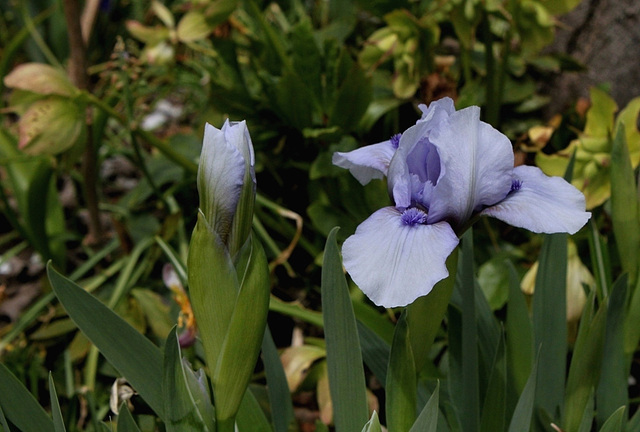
[198,120,256,257]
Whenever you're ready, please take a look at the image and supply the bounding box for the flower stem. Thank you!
[63,0,104,245]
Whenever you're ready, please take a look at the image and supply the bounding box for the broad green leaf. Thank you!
[506,261,533,393]
[235,388,271,432]
[188,213,238,377]
[614,96,640,165]
[386,311,416,432]
[131,288,174,339]
[262,327,295,432]
[117,404,142,432]
[321,227,369,432]
[538,0,582,15]
[407,249,458,372]
[532,233,567,419]
[3,63,77,97]
[274,69,314,130]
[361,411,383,432]
[507,352,539,432]
[328,64,372,132]
[584,87,617,138]
[213,237,270,423]
[290,19,322,112]
[18,97,85,155]
[163,327,214,432]
[47,264,165,420]
[0,362,54,432]
[597,275,628,427]
[563,293,607,431]
[176,11,210,42]
[598,406,626,432]
[49,374,66,432]
[480,332,506,432]
[409,381,439,432]
[610,124,640,287]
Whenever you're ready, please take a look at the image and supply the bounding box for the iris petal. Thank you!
[480,165,591,234]
[332,140,396,185]
[199,122,247,242]
[427,107,513,226]
[342,207,459,307]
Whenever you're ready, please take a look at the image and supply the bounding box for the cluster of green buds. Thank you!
[187,120,270,430]
[536,87,640,209]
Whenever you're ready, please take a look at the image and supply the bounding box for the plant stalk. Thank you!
[63,0,104,245]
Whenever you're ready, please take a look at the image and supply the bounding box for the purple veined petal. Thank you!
[480,165,591,234]
[341,207,459,308]
[332,139,397,185]
[427,106,514,226]
[198,122,247,242]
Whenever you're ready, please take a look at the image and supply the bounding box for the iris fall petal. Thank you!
[341,207,459,307]
[480,165,591,234]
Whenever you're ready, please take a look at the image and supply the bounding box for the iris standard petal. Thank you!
[480,165,591,234]
[427,107,514,226]
[342,207,459,307]
[223,119,255,173]
[198,122,247,242]
[332,140,397,185]
[418,97,455,123]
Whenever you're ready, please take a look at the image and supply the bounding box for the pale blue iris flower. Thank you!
[333,98,591,307]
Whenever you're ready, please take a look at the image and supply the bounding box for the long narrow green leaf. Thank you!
[0,405,9,432]
[577,389,595,432]
[163,327,214,432]
[236,388,272,432]
[506,261,533,393]
[322,227,368,432]
[507,351,539,432]
[563,293,607,432]
[47,263,165,420]
[409,381,440,432]
[598,406,626,432]
[588,219,612,300]
[596,275,628,428]
[213,237,270,424]
[407,250,458,372]
[480,331,506,432]
[0,362,53,432]
[611,124,640,287]
[357,320,390,386]
[386,311,417,432]
[459,231,480,432]
[117,404,142,432]
[262,327,295,432]
[361,412,383,432]
[48,373,66,432]
[532,233,567,419]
